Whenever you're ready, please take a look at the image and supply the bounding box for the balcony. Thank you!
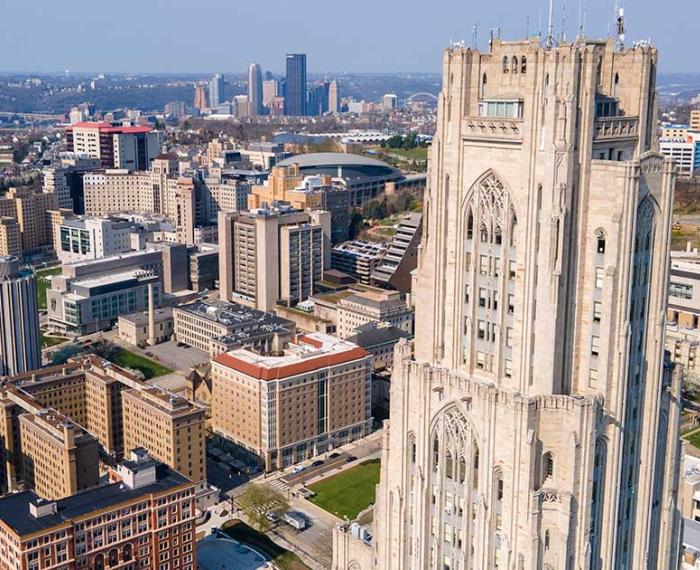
[593,116,639,142]
[462,116,523,144]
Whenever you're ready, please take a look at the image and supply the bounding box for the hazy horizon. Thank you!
[2,0,697,74]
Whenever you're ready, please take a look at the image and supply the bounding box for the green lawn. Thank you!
[684,428,700,450]
[382,146,428,161]
[40,331,68,348]
[110,349,172,379]
[35,267,61,310]
[222,520,309,570]
[308,459,381,520]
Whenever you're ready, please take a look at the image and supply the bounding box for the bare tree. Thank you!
[238,484,289,531]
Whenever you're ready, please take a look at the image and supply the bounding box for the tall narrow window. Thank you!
[521,56,527,74]
[542,452,554,483]
[481,73,488,98]
[511,56,519,74]
[445,452,454,479]
[503,56,509,73]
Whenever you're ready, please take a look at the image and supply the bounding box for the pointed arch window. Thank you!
[467,209,474,240]
[503,56,509,73]
[512,56,519,74]
[481,73,488,98]
[596,229,606,254]
[521,56,527,74]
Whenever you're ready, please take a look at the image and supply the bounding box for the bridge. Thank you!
[0,111,65,121]
[406,92,439,103]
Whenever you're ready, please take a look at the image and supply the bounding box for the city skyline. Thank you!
[1,0,698,74]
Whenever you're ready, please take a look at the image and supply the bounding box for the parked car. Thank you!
[311,460,324,467]
[266,511,280,523]
[291,465,306,474]
[329,452,340,459]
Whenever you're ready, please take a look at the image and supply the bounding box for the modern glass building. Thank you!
[209,73,224,108]
[284,54,307,116]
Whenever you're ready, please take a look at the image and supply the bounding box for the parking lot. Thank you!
[119,339,210,372]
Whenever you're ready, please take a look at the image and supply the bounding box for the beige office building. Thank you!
[0,217,21,257]
[211,332,372,470]
[0,355,207,496]
[173,299,294,356]
[691,109,700,132]
[19,408,99,500]
[83,157,195,244]
[122,386,206,483]
[219,206,330,311]
[0,187,58,254]
[333,37,681,570]
[337,289,414,339]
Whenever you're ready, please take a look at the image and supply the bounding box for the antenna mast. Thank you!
[560,0,568,43]
[472,23,479,49]
[545,0,555,48]
[614,2,626,50]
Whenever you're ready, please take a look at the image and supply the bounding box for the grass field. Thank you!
[110,349,172,379]
[40,331,68,348]
[382,147,428,161]
[222,520,309,570]
[35,267,61,310]
[684,427,700,449]
[308,459,381,520]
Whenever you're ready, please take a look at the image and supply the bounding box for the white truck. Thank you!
[283,511,308,530]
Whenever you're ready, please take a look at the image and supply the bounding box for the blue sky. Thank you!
[1,0,696,74]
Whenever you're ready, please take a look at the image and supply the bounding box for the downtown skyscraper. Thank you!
[333,36,681,570]
[248,63,263,116]
[285,53,306,116]
[209,73,224,108]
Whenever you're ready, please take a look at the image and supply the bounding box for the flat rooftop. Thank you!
[214,332,368,381]
[0,463,188,537]
[119,307,173,327]
[175,299,293,331]
[124,385,204,417]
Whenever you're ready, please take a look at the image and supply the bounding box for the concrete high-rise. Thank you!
[333,37,681,570]
[262,79,278,108]
[66,122,161,171]
[285,54,307,116]
[218,205,330,311]
[0,257,40,376]
[209,73,224,108]
[248,63,263,116]
[194,85,207,112]
[329,79,339,113]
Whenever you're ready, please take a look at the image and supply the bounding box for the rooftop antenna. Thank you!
[577,0,587,41]
[545,0,555,48]
[472,23,479,49]
[489,27,500,50]
[560,0,568,43]
[614,3,626,50]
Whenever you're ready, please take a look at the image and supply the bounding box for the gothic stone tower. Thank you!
[333,37,682,570]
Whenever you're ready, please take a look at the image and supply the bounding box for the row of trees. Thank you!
[381,133,424,150]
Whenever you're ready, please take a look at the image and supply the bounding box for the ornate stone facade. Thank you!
[333,37,682,570]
